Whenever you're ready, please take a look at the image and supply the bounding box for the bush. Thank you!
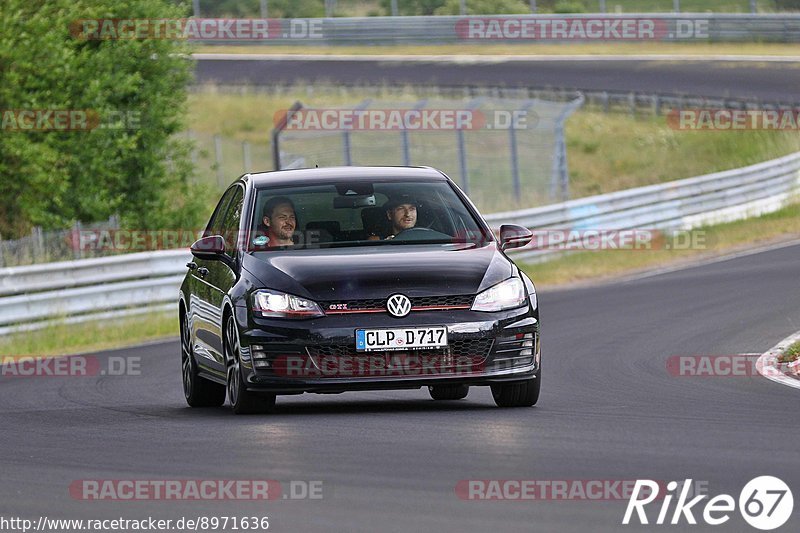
[778,341,800,363]
[553,0,587,13]
[775,0,800,10]
[195,0,325,18]
[0,0,206,238]
[379,0,449,16]
[434,0,531,14]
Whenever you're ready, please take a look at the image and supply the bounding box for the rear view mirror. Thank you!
[334,195,376,209]
[499,224,533,251]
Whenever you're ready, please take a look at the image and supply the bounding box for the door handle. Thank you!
[196,267,209,277]
[186,262,197,270]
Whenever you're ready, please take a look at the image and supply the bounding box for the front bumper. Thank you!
[234,304,540,394]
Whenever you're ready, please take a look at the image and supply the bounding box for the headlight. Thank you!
[471,277,527,312]
[253,290,324,319]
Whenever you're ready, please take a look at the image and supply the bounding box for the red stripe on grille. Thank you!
[325,305,470,315]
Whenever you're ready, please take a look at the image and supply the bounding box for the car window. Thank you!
[220,186,244,258]
[206,187,236,236]
[249,179,490,251]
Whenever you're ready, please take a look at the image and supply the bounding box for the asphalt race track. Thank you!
[194,56,800,102]
[2,242,799,532]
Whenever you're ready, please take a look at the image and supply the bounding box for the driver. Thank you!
[261,196,297,246]
[384,194,418,239]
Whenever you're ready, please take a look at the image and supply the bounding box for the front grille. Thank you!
[300,338,494,378]
[308,337,492,359]
[322,294,474,314]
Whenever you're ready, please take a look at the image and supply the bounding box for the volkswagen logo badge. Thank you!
[386,294,412,318]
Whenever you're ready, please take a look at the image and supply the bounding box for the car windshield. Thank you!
[248,179,491,251]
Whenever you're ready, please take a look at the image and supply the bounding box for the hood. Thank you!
[242,243,512,302]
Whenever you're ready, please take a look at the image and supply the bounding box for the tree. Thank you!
[0,0,205,238]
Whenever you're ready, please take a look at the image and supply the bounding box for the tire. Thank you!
[491,372,540,408]
[428,384,469,400]
[181,311,225,408]
[225,316,276,415]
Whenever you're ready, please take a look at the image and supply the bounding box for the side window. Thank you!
[206,187,236,236]
[220,186,244,258]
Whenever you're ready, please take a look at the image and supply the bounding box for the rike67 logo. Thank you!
[623,476,793,530]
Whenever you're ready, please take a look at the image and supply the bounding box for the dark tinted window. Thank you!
[220,186,244,258]
[206,187,236,236]
[249,179,489,251]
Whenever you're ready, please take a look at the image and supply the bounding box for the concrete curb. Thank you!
[756,330,800,391]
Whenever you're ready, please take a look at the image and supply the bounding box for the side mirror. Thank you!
[190,235,226,260]
[499,224,533,251]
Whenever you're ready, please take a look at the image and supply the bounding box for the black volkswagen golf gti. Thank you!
[179,166,540,414]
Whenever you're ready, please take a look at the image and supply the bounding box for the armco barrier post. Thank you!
[456,99,484,195]
[509,100,536,200]
[401,99,428,166]
[342,99,372,167]
[551,94,585,202]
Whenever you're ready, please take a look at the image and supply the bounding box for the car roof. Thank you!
[245,166,448,188]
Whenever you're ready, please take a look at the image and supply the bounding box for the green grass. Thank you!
[0,311,178,358]
[187,86,800,213]
[778,340,800,363]
[580,0,768,13]
[521,201,800,287]
[565,111,800,198]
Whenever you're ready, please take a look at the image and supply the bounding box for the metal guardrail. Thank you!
[0,250,189,297]
[485,151,800,260]
[0,251,189,335]
[193,0,774,18]
[1,152,798,334]
[194,14,800,45]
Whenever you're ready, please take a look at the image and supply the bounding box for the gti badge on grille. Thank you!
[386,294,412,318]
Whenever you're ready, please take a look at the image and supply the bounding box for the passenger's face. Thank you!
[388,203,417,233]
[264,203,296,241]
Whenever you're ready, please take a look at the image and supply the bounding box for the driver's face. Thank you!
[264,203,296,241]
[387,203,417,234]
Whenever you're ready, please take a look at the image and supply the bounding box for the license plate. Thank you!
[356,326,448,352]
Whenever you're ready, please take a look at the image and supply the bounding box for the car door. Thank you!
[208,185,244,369]
[197,184,245,371]
[190,186,236,373]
